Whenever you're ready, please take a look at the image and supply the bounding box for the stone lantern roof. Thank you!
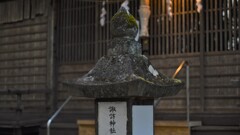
[65,7,184,98]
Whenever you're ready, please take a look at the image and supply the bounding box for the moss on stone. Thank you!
[173,79,182,83]
[127,14,138,28]
[111,11,138,28]
[136,76,154,84]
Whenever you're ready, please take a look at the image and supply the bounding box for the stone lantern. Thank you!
[66,7,183,135]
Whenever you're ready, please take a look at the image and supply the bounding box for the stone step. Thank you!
[39,121,240,135]
[0,126,40,135]
[192,126,240,135]
[39,123,78,135]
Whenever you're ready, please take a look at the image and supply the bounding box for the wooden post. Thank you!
[141,37,150,55]
[47,0,57,112]
[199,0,205,112]
[140,0,150,5]
[239,0,240,51]
[95,1,99,61]
[139,0,150,55]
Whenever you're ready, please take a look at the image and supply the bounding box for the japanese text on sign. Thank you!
[98,102,127,135]
[109,106,117,134]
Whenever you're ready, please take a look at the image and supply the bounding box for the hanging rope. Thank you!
[166,0,173,19]
[196,0,203,13]
[100,1,107,26]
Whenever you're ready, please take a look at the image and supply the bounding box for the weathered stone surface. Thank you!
[110,7,138,38]
[107,37,141,56]
[65,7,184,98]
[66,54,183,98]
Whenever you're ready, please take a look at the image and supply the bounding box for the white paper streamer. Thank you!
[135,20,140,41]
[100,1,106,27]
[121,0,129,11]
[148,65,159,77]
[121,0,130,15]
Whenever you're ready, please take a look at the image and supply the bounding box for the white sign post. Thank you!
[96,98,154,135]
[98,102,127,135]
[132,105,154,135]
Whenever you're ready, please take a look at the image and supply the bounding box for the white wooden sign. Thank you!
[98,102,127,135]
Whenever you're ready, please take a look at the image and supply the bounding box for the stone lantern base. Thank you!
[95,97,154,135]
